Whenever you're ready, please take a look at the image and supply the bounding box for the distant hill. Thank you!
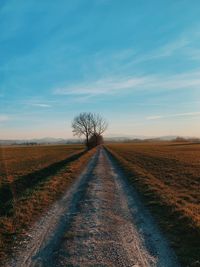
[104,135,200,143]
[1,135,199,146]
[0,138,83,145]
[104,135,177,142]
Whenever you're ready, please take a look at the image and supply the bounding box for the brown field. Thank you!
[106,142,200,266]
[0,144,84,184]
[0,144,96,263]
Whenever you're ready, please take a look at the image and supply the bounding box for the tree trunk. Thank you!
[95,134,98,146]
[86,134,89,150]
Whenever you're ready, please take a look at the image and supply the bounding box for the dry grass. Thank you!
[106,142,200,266]
[0,144,84,184]
[0,144,95,264]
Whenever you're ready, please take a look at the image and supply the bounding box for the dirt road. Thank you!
[7,148,180,267]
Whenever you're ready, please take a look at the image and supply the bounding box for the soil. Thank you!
[6,148,180,267]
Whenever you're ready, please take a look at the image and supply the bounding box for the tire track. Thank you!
[7,148,180,267]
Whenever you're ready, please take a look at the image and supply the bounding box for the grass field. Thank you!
[106,142,200,266]
[0,144,95,263]
[0,144,84,184]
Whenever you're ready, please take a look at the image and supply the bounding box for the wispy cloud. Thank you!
[184,47,200,61]
[0,115,9,122]
[54,76,149,96]
[157,38,190,57]
[31,103,51,108]
[54,69,200,97]
[128,27,200,66]
[132,38,190,64]
[147,112,200,120]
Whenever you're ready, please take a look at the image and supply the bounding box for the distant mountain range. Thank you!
[107,136,200,143]
[104,135,189,142]
[0,135,199,145]
[0,137,83,145]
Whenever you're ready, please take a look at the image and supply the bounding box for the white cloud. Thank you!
[147,112,200,120]
[128,28,200,65]
[147,115,163,120]
[31,103,51,108]
[54,76,149,96]
[157,38,190,57]
[132,38,190,64]
[0,115,9,122]
[184,47,200,60]
[54,69,200,97]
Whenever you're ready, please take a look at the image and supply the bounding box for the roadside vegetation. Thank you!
[106,142,200,267]
[0,144,96,263]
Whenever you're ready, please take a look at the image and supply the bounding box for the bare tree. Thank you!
[90,113,108,146]
[72,112,108,149]
[72,112,93,149]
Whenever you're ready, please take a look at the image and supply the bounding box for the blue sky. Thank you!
[1,0,200,139]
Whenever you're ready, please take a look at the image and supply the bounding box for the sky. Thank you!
[1,0,200,139]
